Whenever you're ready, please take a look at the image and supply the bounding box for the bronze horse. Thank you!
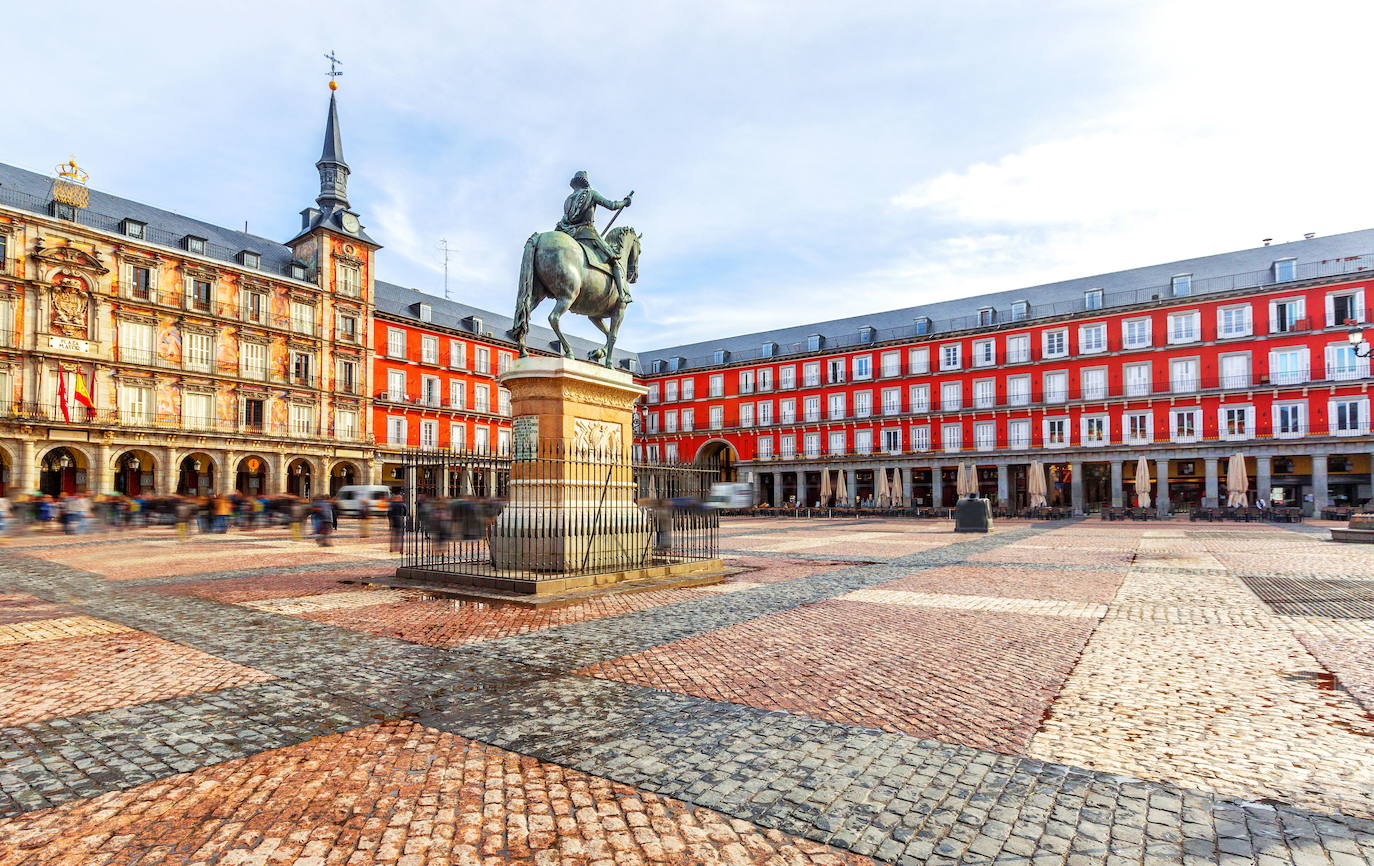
[510,226,641,367]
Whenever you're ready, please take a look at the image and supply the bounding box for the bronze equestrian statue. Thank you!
[511,171,641,367]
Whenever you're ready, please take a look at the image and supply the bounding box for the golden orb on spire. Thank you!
[329,79,337,91]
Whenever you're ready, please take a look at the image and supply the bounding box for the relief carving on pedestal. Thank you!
[573,418,622,457]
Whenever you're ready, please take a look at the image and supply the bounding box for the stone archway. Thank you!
[286,458,314,498]
[0,443,12,497]
[112,449,158,497]
[235,455,270,497]
[694,439,737,483]
[37,445,92,496]
[176,452,218,496]
[328,460,362,494]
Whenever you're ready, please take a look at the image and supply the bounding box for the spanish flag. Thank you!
[74,369,93,410]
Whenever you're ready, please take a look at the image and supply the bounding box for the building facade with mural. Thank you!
[0,87,378,498]
[634,231,1374,515]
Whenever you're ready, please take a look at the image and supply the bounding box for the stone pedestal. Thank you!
[955,496,992,533]
[491,357,653,574]
[1332,512,1374,544]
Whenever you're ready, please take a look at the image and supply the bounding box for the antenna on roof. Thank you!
[438,238,452,300]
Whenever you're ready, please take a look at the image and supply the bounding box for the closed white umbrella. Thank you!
[819,468,831,506]
[874,466,889,507]
[836,470,850,506]
[1226,453,1248,508]
[646,472,657,501]
[1134,457,1151,509]
[890,468,905,507]
[1028,461,1048,509]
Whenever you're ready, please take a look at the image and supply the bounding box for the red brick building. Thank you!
[633,231,1374,514]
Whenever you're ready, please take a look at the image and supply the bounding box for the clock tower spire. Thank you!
[290,54,375,247]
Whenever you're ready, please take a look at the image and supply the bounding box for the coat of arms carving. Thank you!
[50,275,90,338]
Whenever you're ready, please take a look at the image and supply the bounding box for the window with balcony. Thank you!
[804,432,821,457]
[974,421,995,451]
[882,387,901,415]
[420,375,440,406]
[1269,348,1308,385]
[1083,415,1108,446]
[1123,317,1151,349]
[118,384,153,425]
[940,381,962,411]
[188,279,212,312]
[780,399,796,424]
[1044,418,1069,447]
[880,351,901,377]
[854,391,872,418]
[665,380,679,402]
[242,290,267,325]
[973,378,995,409]
[739,404,754,427]
[682,377,696,399]
[803,395,820,422]
[118,320,154,365]
[1008,419,1030,449]
[450,380,466,409]
[852,355,872,380]
[386,416,406,446]
[828,430,846,455]
[336,263,361,297]
[704,374,722,396]
[243,398,266,433]
[337,314,358,343]
[1078,323,1106,354]
[184,392,213,431]
[710,406,724,429]
[646,383,659,404]
[909,384,930,413]
[473,385,490,413]
[474,347,490,373]
[181,331,211,373]
[757,402,772,426]
[779,365,796,389]
[1126,412,1152,444]
[1042,329,1067,358]
[1006,375,1030,406]
[336,360,358,395]
[1328,291,1364,328]
[241,341,268,381]
[387,328,406,358]
[780,435,796,458]
[1274,402,1305,438]
[449,340,466,368]
[1124,362,1151,397]
[911,425,931,451]
[665,410,678,433]
[827,358,846,383]
[290,302,315,336]
[756,369,771,392]
[827,393,846,420]
[802,363,819,387]
[757,436,774,459]
[941,423,962,452]
[647,413,659,433]
[385,370,406,402]
[1005,334,1029,364]
[1169,357,1199,393]
[682,408,695,431]
[1220,405,1253,440]
[972,339,995,367]
[1220,353,1250,389]
[1081,367,1107,401]
[291,351,314,386]
[1218,305,1252,338]
[1171,408,1200,442]
[290,403,317,437]
[1043,371,1068,404]
[881,428,901,454]
[939,344,961,370]
[908,347,930,374]
[1167,311,1199,343]
[855,429,873,455]
[1326,343,1367,380]
[739,370,755,393]
[1269,298,1305,333]
[125,265,155,301]
[420,335,438,364]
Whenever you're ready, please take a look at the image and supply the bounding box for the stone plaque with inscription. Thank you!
[513,415,539,461]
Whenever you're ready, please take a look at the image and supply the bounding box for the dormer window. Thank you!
[807,334,823,352]
[466,315,483,334]
[672,356,686,372]
[1273,258,1296,282]
[713,349,729,364]
[859,326,875,343]
[977,308,995,326]
[237,250,261,269]
[1085,288,1103,310]
[1011,300,1030,321]
[1171,273,1192,297]
[52,202,77,221]
[652,360,667,374]
[761,341,777,358]
[121,219,146,239]
[417,303,432,323]
[289,261,308,281]
[183,235,207,255]
[913,317,931,336]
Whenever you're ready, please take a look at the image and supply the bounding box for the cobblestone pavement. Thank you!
[2,518,1374,864]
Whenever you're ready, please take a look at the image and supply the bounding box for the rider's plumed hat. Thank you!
[569,171,590,189]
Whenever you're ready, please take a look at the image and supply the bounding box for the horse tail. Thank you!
[512,233,539,354]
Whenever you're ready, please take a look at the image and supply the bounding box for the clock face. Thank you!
[341,213,360,233]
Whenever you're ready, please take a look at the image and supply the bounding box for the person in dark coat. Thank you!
[387,495,408,554]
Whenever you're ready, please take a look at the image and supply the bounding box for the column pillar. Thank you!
[1204,458,1219,508]
[844,468,857,506]
[94,442,111,496]
[19,438,37,494]
[1312,454,1329,515]
[899,467,911,507]
[1110,460,1124,507]
[221,450,238,496]
[1069,461,1084,515]
[157,446,175,496]
[1156,458,1171,518]
[772,471,782,506]
[270,452,288,495]
[795,469,806,506]
[995,463,1009,506]
[1256,456,1272,505]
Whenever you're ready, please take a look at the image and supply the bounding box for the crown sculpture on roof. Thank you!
[510,171,641,368]
[51,155,90,208]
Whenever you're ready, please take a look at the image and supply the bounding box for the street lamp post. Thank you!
[1348,322,1373,359]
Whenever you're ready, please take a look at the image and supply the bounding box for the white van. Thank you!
[334,485,392,516]
[704,482,755,509]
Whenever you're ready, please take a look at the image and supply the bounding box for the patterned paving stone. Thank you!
[867,563,1126,604]
[150,567,388,603]
[0,615,133,645]
[0,630,276,727]
[0,592,80,625]
[578,598,1097,754]
[0,720,876,866]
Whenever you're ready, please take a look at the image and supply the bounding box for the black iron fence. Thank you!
[398,445,719,580]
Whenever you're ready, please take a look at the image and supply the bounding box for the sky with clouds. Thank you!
[5,1,1370,350]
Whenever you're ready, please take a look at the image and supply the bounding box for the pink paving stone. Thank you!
[875,563,1126,604]
[24,544,367,580]
[579,598,1097,755]
[152,567,390,603]
[0,592,82,625]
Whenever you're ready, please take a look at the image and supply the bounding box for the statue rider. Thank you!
[556,171,633,306]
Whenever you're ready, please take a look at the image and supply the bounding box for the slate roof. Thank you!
[374,280,638,368]
[637,228,1374,370]
[0,161,303,276]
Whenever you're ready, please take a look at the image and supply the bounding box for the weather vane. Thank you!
[324,50,343,90]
